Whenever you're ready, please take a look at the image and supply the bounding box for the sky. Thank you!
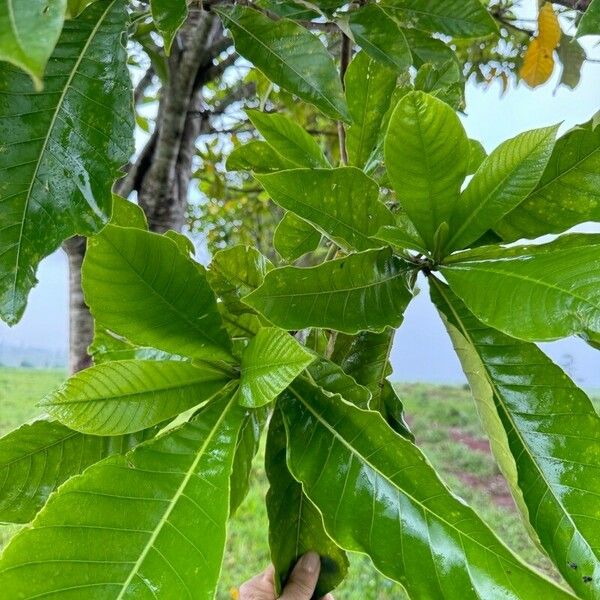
[1,1,599,386]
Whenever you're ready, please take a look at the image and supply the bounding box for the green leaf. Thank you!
[307,357,371,408]
[256,167,395,252]
[0,0,66,88]
[557,34,585,89]
[402,27,458,67]
[164,230,195,256]
[345,51,397,168]
[110,195,148,229]
[577,0,600,37]
[385,91,469,250]
[0,0,134,325]
[446,125,558,252]
[380,0,498,39]
[226,140,296,173]
[373,219,429,254]
[217,6,349,121]
[239,327,315,408]
[39,360,232,435]
[66,0,98,18]
[151,0,187,54]
[218,306,262,340]
[244,248,413,334]
[0,419,156,524]
[348,4,411,71]
[414,60,464,110]
[83,225,233,362]
[495,118,600,242]
[266,409,348,597]
[466,138,487,174]
[0,391,243,599]
[281,378,573,599]
[332,328,411,438]
[208,244,273,315]
[442,234,600,342]
[430,278,600,599]
[230,408,266,516]
[247,110,330,168]
[274,213,321,262]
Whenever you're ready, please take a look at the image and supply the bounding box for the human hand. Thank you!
[239,552,334,600]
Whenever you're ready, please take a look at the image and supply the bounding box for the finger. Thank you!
[280,552,321,600]
[320,594,334,600]
[239,565,277,600]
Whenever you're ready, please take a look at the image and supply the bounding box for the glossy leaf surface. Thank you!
[244,248,412,334]
[0,392,243,599]
[307,357,371,408]
[345,51,396,169]
[442,234,600,342]
[379,0,498,39]
[151,0,187,54]
[0,419,156,524]
[446,125,558,252]
[239,328,314,408]
[0,0,66,87]
[39,360,231,435]
[247,110,329,168]
[281,378,572,599]
[0,0,134,325]
[266,409,348,596]
[431,278,600,599]
[217,6,349,121]
[208,245,272,315]
[83,225,233,362]
[348,4,411,71]
[496,118,600,242]
[257,167,394,252]
[385,91,470,249]
[226,140,296,173]
[273,213,321,262]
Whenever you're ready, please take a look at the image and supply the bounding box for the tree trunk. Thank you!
[65,9,230,371]
[63,236,93,374]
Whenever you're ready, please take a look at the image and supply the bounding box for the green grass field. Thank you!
[2,368,591,598]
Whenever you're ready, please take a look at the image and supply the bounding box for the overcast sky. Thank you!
[2,1,599,387]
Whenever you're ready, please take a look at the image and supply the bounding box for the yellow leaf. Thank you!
[538,3,561,50]
[520,38,555,87]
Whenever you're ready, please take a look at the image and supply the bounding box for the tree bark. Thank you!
[63,237,93,374]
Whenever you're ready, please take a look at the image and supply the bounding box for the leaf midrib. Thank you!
[10,0,117,307]
[115,385,237,599]
[431,278,600,569]
[289,384,553,581]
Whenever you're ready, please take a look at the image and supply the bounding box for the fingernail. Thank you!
[299,551,320,574]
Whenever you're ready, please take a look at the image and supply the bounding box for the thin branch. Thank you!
[337,33,351,166]
[133,65,155,105]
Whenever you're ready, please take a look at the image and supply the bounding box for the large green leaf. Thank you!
[266,409,348,596]
[151,0,187,54]
[83,225,233,362]
[495,118,600,242]
[430,278,600,599]
[442,234,600,342]
[307,357,371,408]
[216,6,349,121]
[273,213,321,262]
[0,0,66,87]
[0,0,134,325]
[445,125,558,252]
[239,327,314,408]
[0,419,156,524]
[39,360,232,435]
[385,91,469,250]
[0,391,243,598]
[244,248,412,334]
[281,378,573,599]
[577,0,600,37]
[414,60,464,110]
[208,244,272,315]
[348,4,411,71]
[226,140,296,173]
[247,110,329,168]
[380,0,498,39]
[402,27,458,67]
[256,167,395,252]
[332,328,411,438]
[345,51,396,169]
